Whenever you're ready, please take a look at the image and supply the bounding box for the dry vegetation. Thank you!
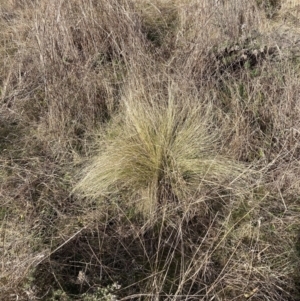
[1,0,300,300]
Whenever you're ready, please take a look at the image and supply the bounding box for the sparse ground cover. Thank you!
[1,0,300,300]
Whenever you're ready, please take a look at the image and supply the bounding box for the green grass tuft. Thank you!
[74,85,249,216]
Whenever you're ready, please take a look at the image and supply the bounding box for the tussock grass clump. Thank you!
[74,82,249,216]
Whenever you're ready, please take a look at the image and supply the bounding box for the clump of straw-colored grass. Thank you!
[74,84,248,216]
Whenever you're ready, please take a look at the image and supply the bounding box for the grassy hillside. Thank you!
[1,0,300,300]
